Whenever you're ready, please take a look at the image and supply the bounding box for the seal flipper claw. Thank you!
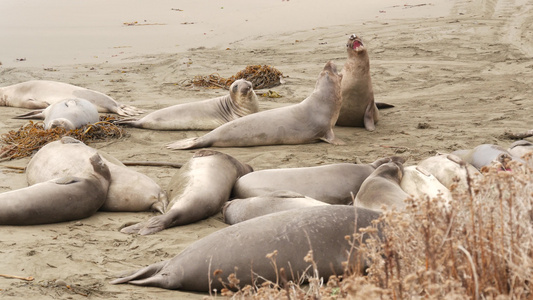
[13,109,45,119]
[110,260,167,285]
[120,222,144,234]
[166,138,200,150]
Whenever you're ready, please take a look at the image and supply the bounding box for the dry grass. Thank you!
[210,157,533,299]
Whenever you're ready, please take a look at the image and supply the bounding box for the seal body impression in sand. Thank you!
[26,137,167,213]
[0,153,110,225]
[336,34,379,130]
[116,79,259,130]
[14,98,99,130]
[111,205,381,292]
[166,61,343,149]
[121,150,252,235]
[0,80,143,116]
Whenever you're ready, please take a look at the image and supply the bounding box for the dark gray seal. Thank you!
[111,205,381,292]
[120,149,253,235]
[0,154,110,225]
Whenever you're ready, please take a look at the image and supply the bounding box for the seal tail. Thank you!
[13,109,45,119]
[115,104,145,116]
[376,102,395,109]
[166,137,204,150]
[112,117,142,127]
[110,260,167,285]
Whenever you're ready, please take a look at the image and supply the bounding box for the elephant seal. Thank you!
[166,61,343,149]
[355,161,408,211]
[121,150,252,235]
[223,191,329,225]
[232,156,405,205]
[451,144,523,170]
[400,165,452,206]
[14,98,99,130]
[417,154,481,191]
[0,153,110,225]
[0,80,143,116]
[111,205,381,292]
[115,79,259,130]
[508,140,533,159]
[26,137,167,213]
[335,34,378,130]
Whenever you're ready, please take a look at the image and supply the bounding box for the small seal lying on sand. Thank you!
[111,205,381,292]
[400,165,452,206]
[115,79,259,130]
[336,34,379,130]
[232,156,405,204]
[26,137,167,213]
[0,80,143,116]
[14,98,99,130]
[355,161,408,211]
[120,150,252,235]
[223,191,329,225]
[417,154,481,190]
[508,140,533,159]
[0,154,110,225]
[452,144,523,170]
[166,61,343,149]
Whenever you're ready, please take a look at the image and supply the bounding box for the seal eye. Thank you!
[232,84,239,94]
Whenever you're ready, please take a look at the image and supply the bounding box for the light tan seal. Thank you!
[223,191,329,225]
[14,98,99,130]
[508,140,533,159]
[0,153,110,225]
[166,61,343,149]
[110,205,381,292]
[335,34,378,130]
[400,165,452,207]
[121,149,253,235]
[115,79,259,130]
[417,153,481,191]
[26,137,167,213]
[355,161,408,211]
[451,144,524,170]
[232,156,405,205]
[0,80,143,116]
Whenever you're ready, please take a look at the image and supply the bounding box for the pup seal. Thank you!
[166,61,343,149]
[0,80,143,116]
[111,205,381,292]
[355,161,408,211]
[223,191,329,225]
[417,154,481,190]
[336,34,378,130]
[115,79,259,130]
[14,98,99,130]
[26,137,167,213]
[0,153,110,225]
[400,165,452,206]
[451,144,524,170]
[232,156,405,205]
[121,150,252,235]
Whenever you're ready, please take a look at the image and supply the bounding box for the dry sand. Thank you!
[1,0,533,298]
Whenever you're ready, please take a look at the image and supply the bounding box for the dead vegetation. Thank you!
[0,115,125,161]
[187,65,284,90]
[212,157,533,299]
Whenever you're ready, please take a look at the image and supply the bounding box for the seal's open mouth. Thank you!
[352,40,363,49]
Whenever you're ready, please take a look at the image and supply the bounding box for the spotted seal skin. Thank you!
[0,80,143,116]
[336,34,378,130]
[111,205,381,292]
[115,79,258,130]
[166,61,343,149]
[0,153,110,225]
[120,150,253,235]
[26,137,167,213]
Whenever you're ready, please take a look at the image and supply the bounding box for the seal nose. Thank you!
[349,34,358,40]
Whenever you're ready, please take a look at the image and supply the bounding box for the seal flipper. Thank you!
[110,260,168,285]
[113,118,142,128]
[120,222,144,234]
[13,109,45,119]
[166,137,202,150]
[363,102,377,131]
[320,129,345,145]
[376,102,394,109]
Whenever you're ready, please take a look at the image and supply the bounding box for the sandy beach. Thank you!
[1,0,533,298]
